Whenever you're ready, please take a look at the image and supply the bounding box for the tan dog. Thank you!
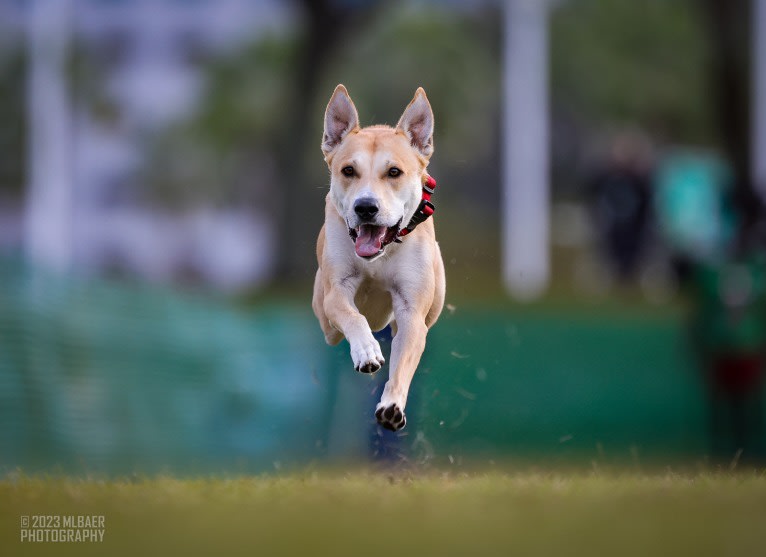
[312,84,446,431]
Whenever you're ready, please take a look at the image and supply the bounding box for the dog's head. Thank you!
[321,84,434,261]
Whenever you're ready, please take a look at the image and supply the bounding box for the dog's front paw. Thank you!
[375,403,406,431]
[350,335,385,374]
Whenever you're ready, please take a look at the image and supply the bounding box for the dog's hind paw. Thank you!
[350,336,385,374]
[375,403,406,431]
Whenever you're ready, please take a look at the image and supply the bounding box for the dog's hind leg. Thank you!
[313,268,344,345]
[426,244,446,328]
[375,285,432,431]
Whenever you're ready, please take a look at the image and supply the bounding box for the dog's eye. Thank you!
[388,167,402,178]
[341,166,355,177]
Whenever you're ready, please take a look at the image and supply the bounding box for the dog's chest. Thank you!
[354,274,389,303]
[353,276,393,325]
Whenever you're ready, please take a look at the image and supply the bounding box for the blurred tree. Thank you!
[552,0,756,208]
[274,0,387,280]
[147,2,502,285]
[143,37,300,209]
[551,0,715,148]
[144,1,386,280]
[0,47,27,198]
[325,3,501,184]
[699,0,751,196]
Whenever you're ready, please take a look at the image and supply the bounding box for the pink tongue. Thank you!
[355,225,386,257]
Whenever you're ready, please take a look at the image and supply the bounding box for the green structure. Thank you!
[0,257,742,475]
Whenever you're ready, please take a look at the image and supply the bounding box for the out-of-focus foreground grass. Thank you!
[1,472,765,557]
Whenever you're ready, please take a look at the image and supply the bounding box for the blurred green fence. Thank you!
[0,257,733,475]
[0,258,337,474]
[420,308,710,464]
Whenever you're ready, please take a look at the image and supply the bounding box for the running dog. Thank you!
[312,84,445,431]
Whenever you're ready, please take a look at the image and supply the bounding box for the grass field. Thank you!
[2,471,765,557]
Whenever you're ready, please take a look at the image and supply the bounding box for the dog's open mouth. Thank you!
[349,222,400,259]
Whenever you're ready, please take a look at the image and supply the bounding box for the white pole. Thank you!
[502,0,551,300]
[753,0,766,199]
[24,0,73,272]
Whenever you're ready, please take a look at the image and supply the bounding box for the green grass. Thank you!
[2,471,766,556]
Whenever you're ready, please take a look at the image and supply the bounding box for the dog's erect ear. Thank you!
[396,87,434,159]
[322,84,359,157]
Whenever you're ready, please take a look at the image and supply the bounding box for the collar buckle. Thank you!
[396,174,437,240]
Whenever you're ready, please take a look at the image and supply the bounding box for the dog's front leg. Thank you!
[375,291,430,431]
[323,279,385,374]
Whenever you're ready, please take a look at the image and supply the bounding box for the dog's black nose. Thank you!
[354,198,379,221]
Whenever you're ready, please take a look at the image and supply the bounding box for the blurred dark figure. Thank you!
[690,190,766,461]
[588,133,654,281]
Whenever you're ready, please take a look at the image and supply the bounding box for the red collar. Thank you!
[391,174,437,243]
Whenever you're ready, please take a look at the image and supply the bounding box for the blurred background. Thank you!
[1,0,765,475]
